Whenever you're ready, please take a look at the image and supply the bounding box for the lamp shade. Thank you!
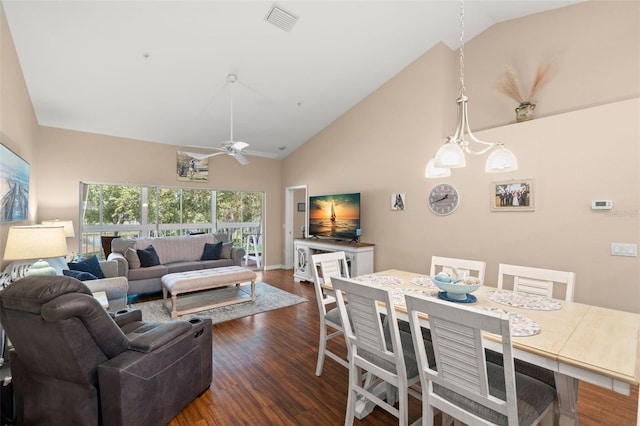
[434,142,466,168]
[425,158,452,178]
[41,220,75,237]
[3,226,68,261]
[485,146,518,173]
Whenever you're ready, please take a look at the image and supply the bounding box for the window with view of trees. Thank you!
[79,183,263,259]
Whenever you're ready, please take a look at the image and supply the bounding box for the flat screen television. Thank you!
[308,192,361,241]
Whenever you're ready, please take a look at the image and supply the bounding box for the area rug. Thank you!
[130,282,307,324]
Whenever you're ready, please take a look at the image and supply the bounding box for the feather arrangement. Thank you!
[496,63,552,104]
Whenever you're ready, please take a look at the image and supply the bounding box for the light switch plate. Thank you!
[611,243,638,257]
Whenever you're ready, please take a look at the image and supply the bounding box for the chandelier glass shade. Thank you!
[425,0,518,178]
[424,158,452,178]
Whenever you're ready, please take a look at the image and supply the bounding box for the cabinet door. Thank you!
[294,244,311,281]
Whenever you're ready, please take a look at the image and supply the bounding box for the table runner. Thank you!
[486,290,562,311]
[409,275,438,289]
[476,306,541,337]
[354,274,403,287]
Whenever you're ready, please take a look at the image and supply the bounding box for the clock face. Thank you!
[428,184,460,216]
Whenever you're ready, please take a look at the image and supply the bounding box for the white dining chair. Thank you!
[405,294,556,426]
[430,256,486,282]
[497,263,576,301]
[332,276,421,426]
[310,252,350,376]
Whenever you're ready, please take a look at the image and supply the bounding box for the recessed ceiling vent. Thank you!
[265,4,298,32]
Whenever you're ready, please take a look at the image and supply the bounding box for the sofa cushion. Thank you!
[63,269,97,281]
[137,245,161,268]
[127,264,169,281]
[111,238,136,255]
[220,242,233,259]
[68,255,105,279]
[200,259,234,269]
[125,248,141,269]
[167,262,205,274]
[135,234,217,265]
[201,242,223,260]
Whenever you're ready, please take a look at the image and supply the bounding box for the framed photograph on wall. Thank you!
[297,203,306,212]
[490,179,534,212]
[0,143,30,223]
[391,193,406,211]
[177,151,209,182]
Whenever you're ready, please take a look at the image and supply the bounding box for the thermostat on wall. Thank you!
[591,200,613,210]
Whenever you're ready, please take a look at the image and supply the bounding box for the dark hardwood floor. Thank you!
[168,269,638,425]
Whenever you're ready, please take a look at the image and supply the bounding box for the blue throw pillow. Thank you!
[137,245,161,267]
[201,241,223,261]
[68,255,105,279]
[63,269,98,281]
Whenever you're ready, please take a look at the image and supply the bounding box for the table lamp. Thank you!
[3,225,68,276]
[41,219,75,261]
[41,220,75,238]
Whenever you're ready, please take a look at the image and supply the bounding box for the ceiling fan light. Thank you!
[425,158,451,178]
[434,142,466,168]
[231,141,249,151]
[485,146,518,173]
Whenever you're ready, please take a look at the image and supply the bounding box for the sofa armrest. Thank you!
[107,252,129,277]
[84,276,129,311]
[99,259,119,278]
[231,247,246,267]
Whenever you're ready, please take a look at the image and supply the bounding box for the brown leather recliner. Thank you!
[0,275,212,426]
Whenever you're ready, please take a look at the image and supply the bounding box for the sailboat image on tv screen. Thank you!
[308,193,360,240]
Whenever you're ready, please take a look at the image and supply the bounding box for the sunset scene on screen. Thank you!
[309,194,359,219]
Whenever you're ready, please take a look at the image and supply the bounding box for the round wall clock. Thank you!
[428,184,460,216]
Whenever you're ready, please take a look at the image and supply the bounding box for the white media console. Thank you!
[293,238,375,283]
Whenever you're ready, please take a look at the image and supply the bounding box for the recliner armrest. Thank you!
[128,321,193,353]
[109,308,142,327]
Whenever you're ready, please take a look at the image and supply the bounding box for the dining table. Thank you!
[323,269,640,425]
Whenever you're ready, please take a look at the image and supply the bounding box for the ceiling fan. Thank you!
[187,74,276,166]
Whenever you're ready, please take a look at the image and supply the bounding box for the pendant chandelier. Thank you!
[425,0,518,178]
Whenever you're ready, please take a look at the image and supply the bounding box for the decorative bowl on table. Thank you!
[432,273,482,302]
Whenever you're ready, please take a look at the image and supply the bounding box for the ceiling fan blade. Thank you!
[243,149,278,159]
[186,144,225,152]
[234,152,250,165]
[202,151,227,159]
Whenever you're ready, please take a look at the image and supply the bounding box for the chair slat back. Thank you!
[311,252,350,314]
[498,263,576,301]
[312,251,350,284]
[405,295,518,425]
[332,277,400,367]
[430,256,487,282]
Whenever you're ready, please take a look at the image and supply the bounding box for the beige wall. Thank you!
[0,4,39,265]
[2,1,639,312]
[34,126,284,268]
[282,1,640,313]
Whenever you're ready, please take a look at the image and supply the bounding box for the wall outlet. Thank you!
[611,243,638,257]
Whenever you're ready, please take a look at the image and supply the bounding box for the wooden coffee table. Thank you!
[161,266,257,319]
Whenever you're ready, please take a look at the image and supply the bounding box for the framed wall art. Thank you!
[0,143,30,223]
[177,151,209,182]
[391,193,406,211]
[297,203,306,212]
[490,179,534,212]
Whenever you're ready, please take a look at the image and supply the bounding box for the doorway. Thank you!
[284,185,307,269]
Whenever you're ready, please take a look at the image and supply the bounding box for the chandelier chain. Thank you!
[459,0,466,95]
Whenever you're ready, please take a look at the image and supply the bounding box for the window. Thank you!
[80,183,263,258]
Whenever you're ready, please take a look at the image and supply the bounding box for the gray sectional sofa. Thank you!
[107,233,246,295]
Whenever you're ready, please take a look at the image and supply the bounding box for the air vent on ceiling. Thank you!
[265,4,298,32]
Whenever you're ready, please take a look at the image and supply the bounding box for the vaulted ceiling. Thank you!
[2,1,581,159]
